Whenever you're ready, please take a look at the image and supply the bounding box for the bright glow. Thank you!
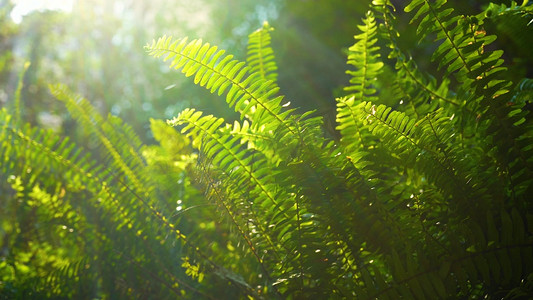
[10,0,74,23]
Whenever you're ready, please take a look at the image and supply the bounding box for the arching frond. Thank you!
[145,36,286,128]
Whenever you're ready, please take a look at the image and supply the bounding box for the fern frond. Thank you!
[42,257,94,298]
[147,35,333,176]
[146,36,288,129]
[0,108,143,231]
[373,1,463,117]
[344,11,384,102]
[402,0,533,200]
[170,109,295,228]
[0,107,225,299]
[192,159,280,290]
[482,2,533,81]
[511,78,533,109]
[369,209,533,299]
[404,0,513,96]
[353,102,504,213]
[404,0,511,100]
[50,84,148,195]
[336,96,377,153]
[171,109,370,295]
[247,21,278,90]
[169,108,294,260]
[337,11,384,153]
[404,0,470,77]
[470,4,533,199]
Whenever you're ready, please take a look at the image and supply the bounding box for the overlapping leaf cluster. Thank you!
[1,84,251,298]
[1,0,532,298]
[146,0,533,298]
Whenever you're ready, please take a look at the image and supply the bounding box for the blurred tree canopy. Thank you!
[3,0,529,142]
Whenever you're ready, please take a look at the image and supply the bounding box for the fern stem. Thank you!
[401,59,462,107]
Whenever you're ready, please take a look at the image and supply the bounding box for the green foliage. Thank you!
[0,81,244,298]
[146,0,533,298]
[247,21,278,88]
[2,0,533,299]
[482,1,533,81]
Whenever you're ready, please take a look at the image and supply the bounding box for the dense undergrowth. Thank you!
[1,0,533,298]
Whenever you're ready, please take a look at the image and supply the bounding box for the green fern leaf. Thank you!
[337,11,384,154]
[170,108,296,259]
[344,11,384,102]
[50,84,148,195]
[247,21,278,89]
[373,1,463,118]
[146,36,287,129]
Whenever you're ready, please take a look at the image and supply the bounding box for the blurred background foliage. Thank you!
[2,0,527,143]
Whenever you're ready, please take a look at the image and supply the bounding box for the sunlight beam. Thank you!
[10,0,74,23]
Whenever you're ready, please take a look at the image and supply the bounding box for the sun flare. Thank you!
[10,0,74,23]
